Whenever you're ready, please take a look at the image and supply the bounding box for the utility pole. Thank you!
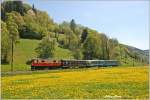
[11,39,13,72]
[133,57,134,67]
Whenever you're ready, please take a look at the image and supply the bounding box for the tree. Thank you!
[8,11,25,35]
[100,33,109,60]
[74,27,82,47]
[124,48,129,63]
[32,4,37,14]
[35,36,56,58]
[1,1,24,21]
[6,13,19,71]
[108,38,119,59]
[62,26,73,49]
[81,28,88,43]
[53,24,60,42]
[73,49,83,60]
[21,11,52,39]
[69,33,78,50]
[132,52,136,66]
[1,21,11,63]
[13,1,24,15]
[82,35,99,60]
[119,44,123,60]
[1,5,6,21]
[70,19,76,32]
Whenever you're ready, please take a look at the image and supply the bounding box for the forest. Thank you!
[1,1,148,66]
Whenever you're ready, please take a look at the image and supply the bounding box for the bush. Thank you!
[20,25,43,39]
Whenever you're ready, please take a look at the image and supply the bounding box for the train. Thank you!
[31,58,119,70]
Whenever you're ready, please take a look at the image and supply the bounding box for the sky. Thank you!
[25,0,149,50]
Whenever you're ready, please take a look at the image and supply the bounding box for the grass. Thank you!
[1,39,73,72]
[1,39,39,72]
[1,66,149,99]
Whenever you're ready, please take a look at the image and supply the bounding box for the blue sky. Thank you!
[25,0,149,50]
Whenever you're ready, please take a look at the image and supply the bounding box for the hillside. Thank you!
[2,39,74,72]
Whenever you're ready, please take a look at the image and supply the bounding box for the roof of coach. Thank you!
[61,59,118,61]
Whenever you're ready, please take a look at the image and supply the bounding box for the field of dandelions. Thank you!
[2,66,149,99]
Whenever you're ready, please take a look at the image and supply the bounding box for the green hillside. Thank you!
[1,1,148,72]
[1,39,74,72]
[2,39,147,72]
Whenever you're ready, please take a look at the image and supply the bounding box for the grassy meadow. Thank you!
[2,66,149,99]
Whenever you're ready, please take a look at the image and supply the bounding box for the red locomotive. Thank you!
[31,58,62,70]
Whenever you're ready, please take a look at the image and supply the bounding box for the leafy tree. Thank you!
[6,13,19,71]
[100,33,109,60]
[36,11,54,31]
[61,21,70,28]
[35,36,56,58]
[22,13,39,39]
[119,44,123,60]
[74,27,82,47]
[53,23,60,42]
[1,1,13,21]
[108,38,119,59]
[13,1,24,15]
[69,33,78,50]
[21,11,51,39]
[8,11,25,35]
[1,21,11,63]
[61,25,73,49]
[1,1,24,21]
[73,49,83,60]
[124,48,129,63]
[1,5,6,21]
[82,34,99,60]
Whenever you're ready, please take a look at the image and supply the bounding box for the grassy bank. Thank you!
[1,39,73,72]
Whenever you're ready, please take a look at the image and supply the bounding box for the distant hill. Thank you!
[123,44,149,63]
